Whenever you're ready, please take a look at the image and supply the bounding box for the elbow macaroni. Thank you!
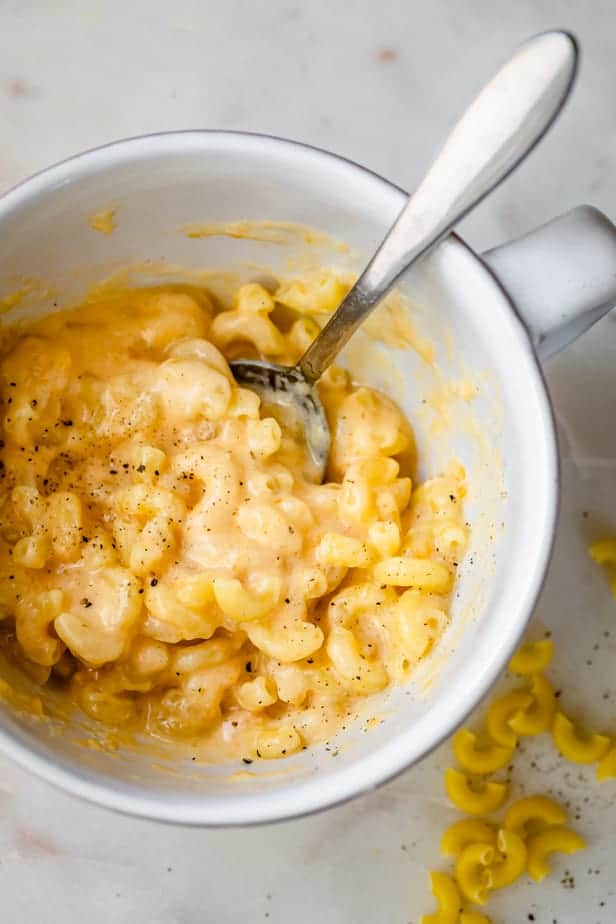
[597,743,616,781]
[485,690,533,748]
[444,768,508,815]
[0,277,467,758]
[507,674,556,737]
[440,819,497,857]
[427,636,592,924]
[508,639,553,675]
[551,711,611,764]
[488,828,527,890]
[455,843,494,905]
[503,795,568,838]
[588,538,616,597]
[453,728,513,775]
[421,871,461,924]
[526,827,586,882]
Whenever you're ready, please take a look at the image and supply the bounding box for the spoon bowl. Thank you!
[230,359,330,480]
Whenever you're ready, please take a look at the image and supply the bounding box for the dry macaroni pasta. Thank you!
[421,871,461,924]
[507,673,556,737]
[444,768,508,815]
[503,795,567,838]
[453,728,513,774]
[0,278,467,759]
[551,710,611,764]
[526,827,586,882]
[440,819,497,857]
[588,537,616,596]
[426,636,593,923]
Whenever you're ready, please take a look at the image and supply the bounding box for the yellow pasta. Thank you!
[373,556,452,592]
[210,283,285,355]
[526,827,586,882]
[133,445,167,482]
[174,574,215,607]
[395,590,445,664]
[508,639,554,675]
[255,726,302,759]
[286,317,321,357]
[129,513,178,576]
[276,271,349,315]
[551,711,611,764]
[440,819,497,857]
[54,566,142,666]
[316,533,372,569]
[488,828,527,890]
[428,639,593,924]
[326,626,389,694]
[144,580,219,644]
[247,619,324,663]
[420,871,462,924]
[444,768,508,815]
[367,521,401,557]
[597,743,616,781]
[453,728,513,775]
[15,589,66,667]
[236,676,277,712]
[212,576,282,623]
[508,674,556,736]
[504,795,568,838]
[485,690,533,747]
[0,275,467,758]
[589,538,616,565]
[12,534,50,569]
[589,539,616,596]
[455,842,494,905]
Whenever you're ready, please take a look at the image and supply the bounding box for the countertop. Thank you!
[1,2,615,921]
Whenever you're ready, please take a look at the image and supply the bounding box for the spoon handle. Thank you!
[298,30,578,385]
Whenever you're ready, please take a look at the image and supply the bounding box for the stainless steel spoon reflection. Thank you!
[232,30,578,481]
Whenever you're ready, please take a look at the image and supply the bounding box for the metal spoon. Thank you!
[232,30,578,481]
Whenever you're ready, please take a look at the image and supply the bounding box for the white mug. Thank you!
[1,131,615,825]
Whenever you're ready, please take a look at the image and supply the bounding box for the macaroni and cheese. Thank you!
[0,276,467,759]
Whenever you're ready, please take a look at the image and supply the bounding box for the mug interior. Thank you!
[0,132,558,824]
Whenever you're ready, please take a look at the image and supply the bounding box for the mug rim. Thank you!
[0,130,559,825]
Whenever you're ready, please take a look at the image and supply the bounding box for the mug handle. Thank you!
[481,205,616,358]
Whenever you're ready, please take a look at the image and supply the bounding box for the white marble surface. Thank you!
[1,2,616,922]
